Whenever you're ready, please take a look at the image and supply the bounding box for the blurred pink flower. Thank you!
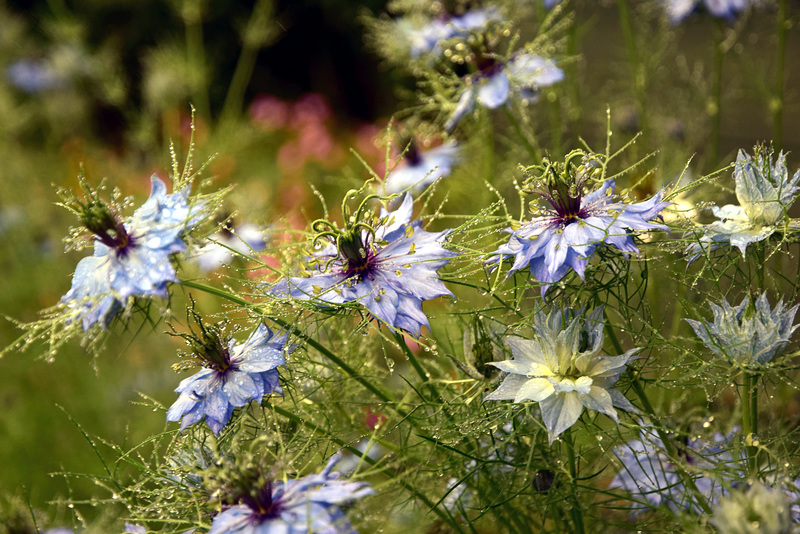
[250,94,290,130]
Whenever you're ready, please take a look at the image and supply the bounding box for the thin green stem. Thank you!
[393,332,444,405]
[502,107,541,164]
[270,405,466,533]
[605,324,713,514]
[183,4,210,119]
[617,0,650,160]
[742,372,759,476]
[563,428,585,534]
[709,20,725,169]
[773,0,787,148]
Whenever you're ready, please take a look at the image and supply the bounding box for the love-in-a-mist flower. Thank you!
[60,175,203,330]
[208,453,373,534]
[383,141,459,195]
[663,0,750,24]
[488,152,670,295]
[485,306,639,443]
[687,146,800,263]
[167,322,289,435]
[610,427,738,515]
[271,193,456,337]
[686,292,799,367]
[445,53,563,131]
[399,6,503,59]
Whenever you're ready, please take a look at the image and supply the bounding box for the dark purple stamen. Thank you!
[241,480,283,520]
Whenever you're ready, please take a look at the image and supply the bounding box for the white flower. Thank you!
[485,307,638,443]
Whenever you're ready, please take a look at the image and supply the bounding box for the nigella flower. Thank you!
[445,53,564,132]
[383,141,459,196]
[167,323,289,435]
[663,0,750,23]
[60,176,203,330]
[208,453,373,534]
[610,427,738,515]
[488,152,670,295]
[687,146,800,263]
[686,292,799,367]
[485,306,639,443]
[400,6,503,58]
[271,193,456,338]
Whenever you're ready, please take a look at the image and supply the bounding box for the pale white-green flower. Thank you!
[688,145,800,263]
[710,482,796,534]
[686,292,799,366]
[485,307,638,443]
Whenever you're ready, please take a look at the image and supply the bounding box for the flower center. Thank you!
[338,228,375,277]
[80,201,135,254]
[242,480,283,522]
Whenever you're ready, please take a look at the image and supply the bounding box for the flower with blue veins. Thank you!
[383,141,459,196]
[208,452,373,534]
[59,175,204,330]
[445,52,563,132]
[167,321,289,435]
[687,146,800,263]
[610,427,739,515]
[272,192,456,338]
[686,292,799,367]
[663,0,750,24]
[488,151,670,295]
[485,306,639,443]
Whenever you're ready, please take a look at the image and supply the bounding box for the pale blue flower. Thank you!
[610,427,738,515]
[383,142,459,195]
[485,307,638,443]
[167,324,288,435]
[687,147,800,262]
[124,525,146,534]
[489,156,670,294]
[61,176,202,330]
[686,292,799,366]
[208,453,373,534]
[6,59,64,93]
[664,0,750,23]
[445,53,563,131]
[401,7,503,58]
[272,194,456,338]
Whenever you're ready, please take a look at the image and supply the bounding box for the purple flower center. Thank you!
[337,229,376,278]
[241,480,283,522]
[82,205,136,255]
[528,164,591,226]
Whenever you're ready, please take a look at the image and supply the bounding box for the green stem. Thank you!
[742,372,759,476]
[563,428,585,534]
[393,332,444,405]
[183,3,211,119]
[502,107,541,164]
[709,19,725,169]
[773,0,787,148]
[617,0,650,160]
[605,324,713,514]
[271,405,465,532]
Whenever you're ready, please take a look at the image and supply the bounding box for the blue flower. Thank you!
[400,7,503,58]
[60,176,202,330]
[610,427,738,515]
[663,0,750,23]
[687,147,800,262]
[6,59,64,93]
[686,292,799,366]
[167,324,289,435]
[208,453,373,534]
[445,53,563,131]
[485,306,638,443]
[272,193,456,338]
[383,142,459,196]
[489,154,670,295]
